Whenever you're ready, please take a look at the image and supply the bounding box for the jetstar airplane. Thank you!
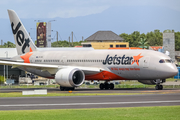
[0,10,178,90]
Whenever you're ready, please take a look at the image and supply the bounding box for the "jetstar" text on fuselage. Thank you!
[103,53,144,66]
[102,55,133,65]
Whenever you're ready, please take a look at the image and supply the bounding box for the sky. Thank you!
[0,0,180,18]
[0,0,180,43]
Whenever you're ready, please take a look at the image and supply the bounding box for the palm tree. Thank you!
[138,38,148,49]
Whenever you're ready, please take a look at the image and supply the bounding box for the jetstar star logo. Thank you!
[131,53,143,66]
[102,53,143,66]
[20,47,33,63]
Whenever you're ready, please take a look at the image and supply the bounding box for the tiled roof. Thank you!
[149,46,163,51]
[85,31,124,41]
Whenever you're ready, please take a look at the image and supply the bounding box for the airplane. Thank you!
[0,9,178,90]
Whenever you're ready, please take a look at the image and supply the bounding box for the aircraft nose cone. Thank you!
[174,67,178,76]
[170,65,178,76]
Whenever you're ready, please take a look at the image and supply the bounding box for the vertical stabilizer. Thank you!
[8,9,37,55]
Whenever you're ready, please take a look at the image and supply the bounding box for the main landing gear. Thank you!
[60,86,75,91]
[99,82,114,90]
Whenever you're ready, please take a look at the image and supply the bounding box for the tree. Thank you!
[175,32,180,51]
[146,30,162,46]
[138,38,148,49]
[120,32,141,47]
[130,31,141,47]
[120,33,133,47]
[34,40,37,46]
[73,41,84,47]
[0,41,15,48]
[51,40,69,47]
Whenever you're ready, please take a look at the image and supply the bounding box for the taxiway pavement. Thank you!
[0,93,180,110]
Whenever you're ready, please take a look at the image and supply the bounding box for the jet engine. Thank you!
[55,68,85,87]
[138,79,166,85]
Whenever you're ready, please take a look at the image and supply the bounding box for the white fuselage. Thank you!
[16,49,178,81]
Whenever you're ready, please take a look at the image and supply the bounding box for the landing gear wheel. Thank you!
[60,86,75,91]
[159,85,163,90]
[155,85,159,90]
[60,86,65,91]
[104,83,109,90]
[155,85,163,90]
[109,83,114,89]
[70,87,75,91]
[99,83,104,90]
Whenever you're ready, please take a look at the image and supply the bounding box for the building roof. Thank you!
[149,46,163,51]
[85,31,124,41]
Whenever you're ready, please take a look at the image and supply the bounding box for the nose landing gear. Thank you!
[155,79,164,90]
[155,85,163,90]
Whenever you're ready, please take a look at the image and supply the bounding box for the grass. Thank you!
[0,106,179,120]
[0,81,179,90]
[166,78,179,82]
[0,78,179,89]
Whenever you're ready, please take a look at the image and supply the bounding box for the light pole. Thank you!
[5,51,8,80]
[34,20,43,22]
[30,28,36,43]
[2,45,5,84]
[48,20,56,23]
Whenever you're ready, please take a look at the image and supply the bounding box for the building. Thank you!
[163,32,175,62]
[82,31,129,49]
[0,48,25,84]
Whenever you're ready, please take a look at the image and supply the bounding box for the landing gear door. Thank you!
[143,56,150,68]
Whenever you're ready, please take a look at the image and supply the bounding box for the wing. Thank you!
[0,61,103,75]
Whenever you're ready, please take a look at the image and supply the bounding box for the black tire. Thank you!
[104,83,109,90]
[109,83,114,89]
[60,86,65,91]
[70,87,75,91]
[159,85,163,90]
[99,83,104,90]
[155,85,159,90]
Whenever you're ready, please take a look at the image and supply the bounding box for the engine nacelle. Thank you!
[55,68,85,87]
[138,79,166,85]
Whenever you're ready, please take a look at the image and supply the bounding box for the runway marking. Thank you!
[1,100,180,107]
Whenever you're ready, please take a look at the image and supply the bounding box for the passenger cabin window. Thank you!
[110,45,113,48]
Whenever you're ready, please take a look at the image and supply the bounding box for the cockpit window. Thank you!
[159,59,173,63]
[159,59,165,63]
[165,59,173,63]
